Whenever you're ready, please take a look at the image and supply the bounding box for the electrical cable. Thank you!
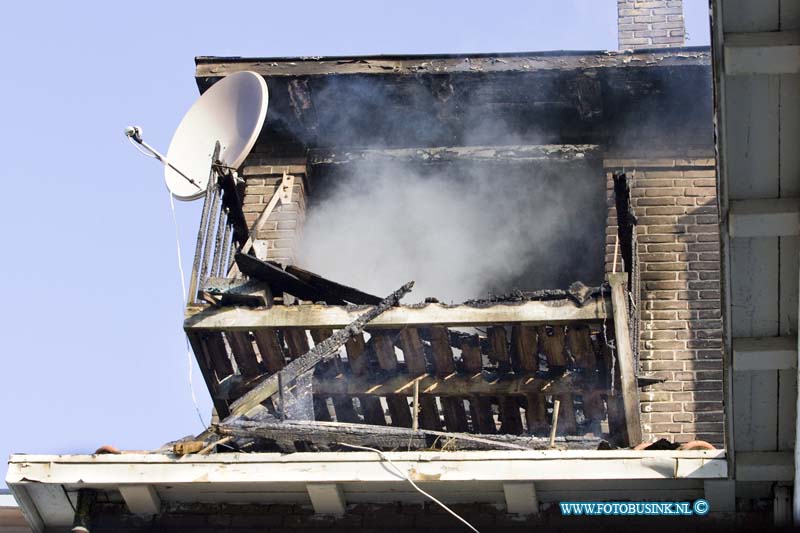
[168,192,207,429]
[127,135,158,159]
[126,127,206,428]
[336,442,480,533]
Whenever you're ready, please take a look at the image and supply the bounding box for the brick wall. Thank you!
[618,0,685,49]
[604,156,724,447]
[240,161,308,266]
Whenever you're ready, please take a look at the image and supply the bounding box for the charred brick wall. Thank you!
[618,0,685,49]
[604,155,724,448]
[240,160,308,267]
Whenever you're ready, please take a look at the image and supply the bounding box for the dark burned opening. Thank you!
[299,154,607,302]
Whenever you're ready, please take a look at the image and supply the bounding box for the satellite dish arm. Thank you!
[125,126,202,190]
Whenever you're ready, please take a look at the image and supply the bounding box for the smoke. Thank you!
[297,159,605,303]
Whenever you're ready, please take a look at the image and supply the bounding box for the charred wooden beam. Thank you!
[196,50,711,79]
[345,333,386,425]
[612,172,637,282]
[608,272,643,447]
[310,328,359,423]
[225,332,263,378]
[309,145,601,166]
[399,329,443,431]
[285,265,382,305]
[487,327,523,435]
[185,296,612,331]
[459,335,495,434]
[217,169,249,248]
[215,419,602,452]
[511,325,547,435]
[373,333,414,427]
[235,253,340,303]
[224,281,414,420]
[430,327,470,432]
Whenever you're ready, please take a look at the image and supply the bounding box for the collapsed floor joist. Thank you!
[215,419,603,452]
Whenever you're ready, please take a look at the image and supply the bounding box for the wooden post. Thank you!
[549,399,561,448]
[607,272,642,446]
[412,379,420,431]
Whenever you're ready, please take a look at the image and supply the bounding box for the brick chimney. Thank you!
[618,0,685,49]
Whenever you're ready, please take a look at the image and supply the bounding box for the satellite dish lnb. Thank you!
[164,71,269,200]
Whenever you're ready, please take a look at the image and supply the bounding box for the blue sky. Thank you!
[0,1,710,481]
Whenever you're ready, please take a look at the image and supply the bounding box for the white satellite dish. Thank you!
[163,71,269,200]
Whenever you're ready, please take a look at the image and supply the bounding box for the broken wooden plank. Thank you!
[199,331,235,379]
[608,272,643,447]
[345,334,386,426]
[399,329,443,431]
[252,329,286,374]
[489,327,524,435]
[284,329,310,359]
[373,334,413,427]
[430,327,470,432]
[567,324,603,431]
[537,325,576,434]
[511,326,547,435]
[185,295,613,330]
[286,265,382,305]
[235,252,343,303]
[225,282,414,420]
[225,331,263,378]
[461,334,496,434]
[499,398,525,435]
[538,326,568,368]
[186,331,230,418]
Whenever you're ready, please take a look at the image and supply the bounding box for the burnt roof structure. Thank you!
[196,47,712,156]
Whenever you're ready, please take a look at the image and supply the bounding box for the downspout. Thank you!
[795,258,800,524]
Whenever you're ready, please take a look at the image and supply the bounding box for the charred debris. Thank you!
[158,171,701,458]
[182,266,627,453]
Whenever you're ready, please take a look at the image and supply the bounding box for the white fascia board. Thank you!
[733,336,798,370]
[728,198,800,238]
[735,451,794,481]
[724,31,800,75]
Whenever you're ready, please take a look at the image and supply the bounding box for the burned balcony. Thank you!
[183,166,644,451]
[181,47,717,453]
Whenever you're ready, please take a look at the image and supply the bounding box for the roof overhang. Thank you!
[8,449,727,531]
[195,48,713,155]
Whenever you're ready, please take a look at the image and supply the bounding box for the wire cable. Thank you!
[168,192,207,429]
[336,442,480,533]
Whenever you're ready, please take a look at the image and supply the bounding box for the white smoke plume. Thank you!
[297,159,604,303]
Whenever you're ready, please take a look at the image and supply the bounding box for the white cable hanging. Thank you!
[167,192,208,430]
[336,442,481,533]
